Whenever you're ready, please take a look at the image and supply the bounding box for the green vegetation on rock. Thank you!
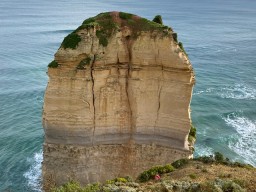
[171,158,189,169]
[71,11,172,47]
[188,125,196,143]
[77,57,91,69]
[138,164,175,182]
[119,12,133,20]
[52,154,254,192]
[106,177,130,185]
[178,42,188,56]
[48,60,59,68]
[194,152,254,169]
[152,15,163,25]
[172,32,178,42]
[61,33,81,49]
[214,151,224,162]
[51,181,100,192]
[83,17,96,25]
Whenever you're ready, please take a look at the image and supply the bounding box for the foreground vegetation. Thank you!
[51,152,255,192]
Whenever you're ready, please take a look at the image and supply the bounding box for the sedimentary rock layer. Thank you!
[42,12,195,189]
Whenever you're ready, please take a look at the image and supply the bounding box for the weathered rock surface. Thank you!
[42,12,195,190]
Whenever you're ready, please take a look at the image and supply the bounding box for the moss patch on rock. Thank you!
[77,56,92,69]
[119,12,133,20]
[178,42,188,56]
[48,60,59,68]
[61,33,81,49]
[72,11,173,47]
[188,125,196,143]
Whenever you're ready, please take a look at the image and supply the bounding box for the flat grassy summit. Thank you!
[60,11,174,49]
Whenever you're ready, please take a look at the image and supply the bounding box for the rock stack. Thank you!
[42,12,195,190]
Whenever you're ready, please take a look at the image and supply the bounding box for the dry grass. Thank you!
[161,160,255,192]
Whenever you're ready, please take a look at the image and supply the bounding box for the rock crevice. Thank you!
[91,54,96,146]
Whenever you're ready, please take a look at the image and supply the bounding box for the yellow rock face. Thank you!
[42,12,195,189]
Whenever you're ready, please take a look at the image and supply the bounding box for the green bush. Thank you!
[152,15,163,25]
[189,125,196,138]
[51,181,100,192]
[61,33,81,49]
[171,159,189,169]
[82,17,96,25]
[172,33,178,42]
[199,181,221,192]
[233,179,249,188]
[77,57,91,69]
[194,155,215,164]
[214,152,224,163]
[48,60,59,68]
[96,31,108,47]
[221,180,245,192]
[189,174,197,179]
[124,176,133,182]
[188,125,196,143]
[194,153,254,169]
[178,42,188,56]
[138,164,175,182]
[119,12,133,20]
[95,13,119,47]
[105,176,132,185]
[232,161,254,169]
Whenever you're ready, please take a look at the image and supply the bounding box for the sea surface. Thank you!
[0,0,255,191]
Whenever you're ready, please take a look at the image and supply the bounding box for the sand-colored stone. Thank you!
[42,12,195,190]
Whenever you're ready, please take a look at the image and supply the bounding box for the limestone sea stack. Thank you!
[42,12,195,189]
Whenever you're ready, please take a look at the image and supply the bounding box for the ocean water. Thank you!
[0,0,255,191]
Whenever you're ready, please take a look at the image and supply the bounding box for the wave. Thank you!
[193,88,214,96]
[194,143,214,157]
[223,113,256,166]
[23,151,43,192]
[193,83,256,100]
[219,84,256,100]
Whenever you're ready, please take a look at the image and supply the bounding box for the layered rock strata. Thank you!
[42,12,195,189]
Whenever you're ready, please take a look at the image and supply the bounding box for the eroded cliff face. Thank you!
[42,12,195,189]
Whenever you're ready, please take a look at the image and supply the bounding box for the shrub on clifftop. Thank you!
[61,33,81,49]
[138,164,175,182]
[153,15,163,25]
[48,60,59,68]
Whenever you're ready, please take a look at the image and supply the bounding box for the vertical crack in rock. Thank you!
[91,54,96,145]
[125,35,134,142]
[154,80,162,140]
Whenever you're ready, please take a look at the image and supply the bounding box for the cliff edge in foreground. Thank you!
[42,12,195,190]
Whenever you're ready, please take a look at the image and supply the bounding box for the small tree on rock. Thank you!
[153,15,163,25]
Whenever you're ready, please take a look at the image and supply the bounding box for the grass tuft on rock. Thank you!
[172,158,189,169]
[138,164,175,182]
[178,42,188,56]
[51,181,100,192]
[61,33,81,49]
[119,12,133,20]
[48,60,59,68]
[77,57,91,69]
[188,125,196,143]
[172,32,178,42]
[73,11,172,45]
